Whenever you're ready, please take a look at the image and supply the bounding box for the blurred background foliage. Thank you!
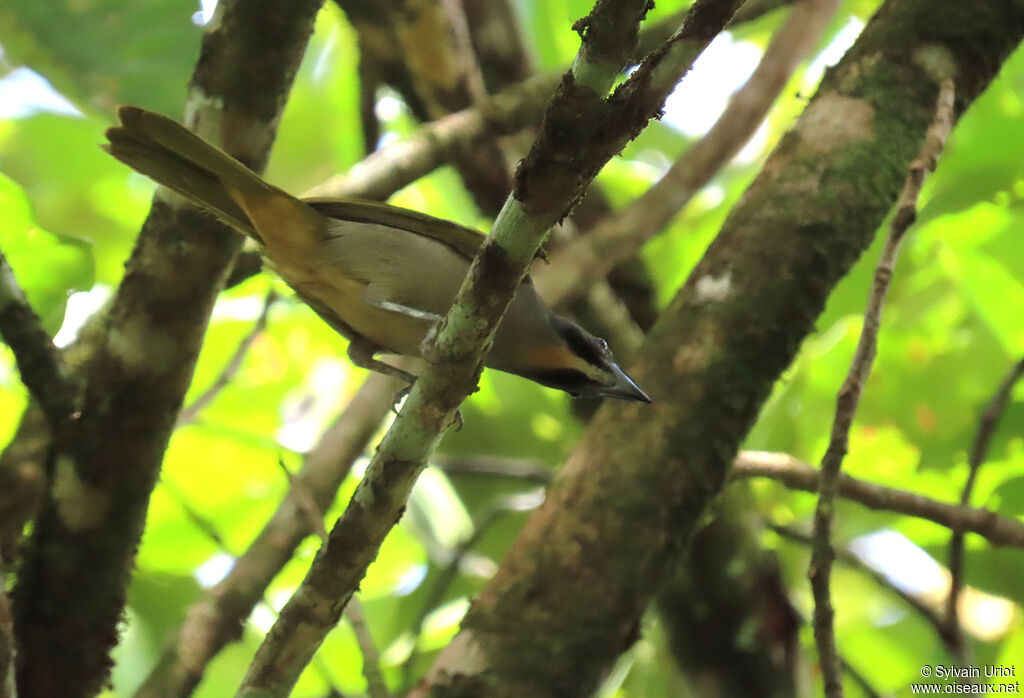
[0,0,1022,695]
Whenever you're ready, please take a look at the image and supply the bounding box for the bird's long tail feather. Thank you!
[104,106,275,238]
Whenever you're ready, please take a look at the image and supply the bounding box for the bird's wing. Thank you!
[305,197,485,260]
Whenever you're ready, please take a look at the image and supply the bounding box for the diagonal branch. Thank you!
[134,372,399,698]
[770,523,952,644]
[177,290,277,426]
[236,1,740,693]
[535,0,839,305]
[0,250,77,428]
[808,76,955,698]
[536,0,839,304]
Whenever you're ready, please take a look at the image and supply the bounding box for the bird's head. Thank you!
[517,316,651,403]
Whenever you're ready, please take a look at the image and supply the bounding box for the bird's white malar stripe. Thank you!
[376,300,442,322]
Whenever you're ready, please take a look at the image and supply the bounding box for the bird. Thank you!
[103,106,650,403]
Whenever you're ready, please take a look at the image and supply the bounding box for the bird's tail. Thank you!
[104,106,281,239]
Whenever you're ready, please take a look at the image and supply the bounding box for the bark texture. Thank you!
[10,0,323,694]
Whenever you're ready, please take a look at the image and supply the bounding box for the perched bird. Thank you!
[104,107,650,403]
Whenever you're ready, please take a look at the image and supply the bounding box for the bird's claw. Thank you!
[392,384,412,414]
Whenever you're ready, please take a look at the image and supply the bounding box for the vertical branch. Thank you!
[945,355,1024,658]
[809,77,955,698]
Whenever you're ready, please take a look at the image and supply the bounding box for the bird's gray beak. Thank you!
[602,362,652,403]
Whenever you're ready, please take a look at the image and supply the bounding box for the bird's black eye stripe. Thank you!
[558,321,606,366]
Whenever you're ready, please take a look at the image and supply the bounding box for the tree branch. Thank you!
[0,250,77,428]
[236,0,718,693]
[134,372,399,698]
[946,354,1024,659]
[344,599,390,698]
[535,0,839,306]
[11,0,323,694]
[334,0,513,213]
[306,71,558,201]
[439,450,1024,550]
[769,523,952,646]
[808,76,954,697]
[732,452,1024,548]
[177,290,277,426]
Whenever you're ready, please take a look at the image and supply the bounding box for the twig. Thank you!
[633,0,795,61]
[535,0,839,306]
[438,451,1024,549]
[177,290,276,426]
[344,599,391,698]
[160,479,233,553]
[277,457,330,543]
[0,250,77,428]
[839,656,883,698]
[946,354,1024,659]
[0,575,13,698]
[306,72,556,202]
[434,455,553,485]
[808,77,955,698]
[400,490,543,689]
[769,523,950,645]
[732,451,1024,548]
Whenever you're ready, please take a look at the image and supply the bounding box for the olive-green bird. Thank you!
[103,106,650,402]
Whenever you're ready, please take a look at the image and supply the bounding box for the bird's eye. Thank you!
[597,338,609,352]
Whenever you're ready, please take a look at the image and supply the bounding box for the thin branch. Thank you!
[535,0,839,306]
[161,479,234,553]
[400,490,543,689]
[0,250,77,427]
[839,656,882,698]
[438,450,1024,550]
[277,457,330,543]
[809,77,954,698]
[946,354,1024,659]
[177,290,277,426]
[732,452,1024,548]
[633,0,795,60]
[0,575,13,698]
[344,600,390,698]
[305,72,557,201]
[769,523,951,645]
[434,455,553,485]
